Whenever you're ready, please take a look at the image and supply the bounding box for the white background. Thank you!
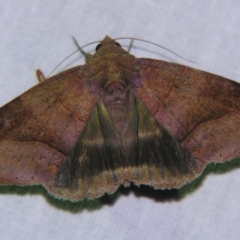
[0,1,240,239]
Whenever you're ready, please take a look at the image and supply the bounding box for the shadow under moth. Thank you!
[0,36,239,201]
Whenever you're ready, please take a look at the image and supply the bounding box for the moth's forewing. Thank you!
[0,66,97,187]
[136,59,240,162]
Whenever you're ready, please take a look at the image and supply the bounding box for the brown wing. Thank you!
[136,58,240,164]
[0,66,97,186]
[1,37,240,202]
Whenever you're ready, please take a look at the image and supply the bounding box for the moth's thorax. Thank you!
[84,40,140,135]
[85,41,140,94]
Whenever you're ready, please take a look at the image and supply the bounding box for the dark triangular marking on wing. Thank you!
[52,96,200,198]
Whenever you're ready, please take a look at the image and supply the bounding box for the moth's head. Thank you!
[85,36,129,63]
[95,36,121,50]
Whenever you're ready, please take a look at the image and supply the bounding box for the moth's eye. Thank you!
[96,43,102,51]
[96,42,121,51]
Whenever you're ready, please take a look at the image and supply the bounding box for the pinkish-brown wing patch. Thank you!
[0,66,97,185]
[136,58,240,163]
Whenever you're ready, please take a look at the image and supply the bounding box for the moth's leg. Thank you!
[36,69,46,83]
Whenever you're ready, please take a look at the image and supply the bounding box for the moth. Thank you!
[0,36,239,201]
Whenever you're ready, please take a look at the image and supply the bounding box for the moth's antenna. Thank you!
[47,38,101,77]
[127,39,134,53]
[48,36,195,78]
[47,50,79,77]
[115,37,196,64]
[72,37,86,56]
